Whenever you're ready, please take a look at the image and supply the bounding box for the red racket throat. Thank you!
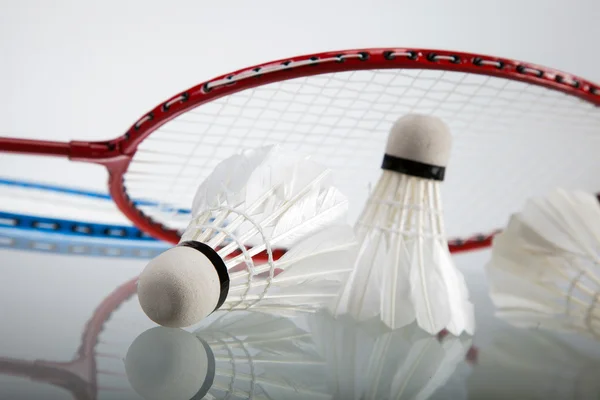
[1,47,599,251]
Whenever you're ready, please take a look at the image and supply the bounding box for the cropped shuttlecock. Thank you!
[486,188,600,339]
[125,311,329,400]
[330,114,474,336]
[138,145,356,328]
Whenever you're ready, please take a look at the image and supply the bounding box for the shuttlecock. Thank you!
[125,311,330,400]
[486,188,600,339]
[330,114,474,336]
[137,145,356,328]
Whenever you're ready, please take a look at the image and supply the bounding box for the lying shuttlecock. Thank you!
[486,188,600,339]
[137,145,356,328]
[330,114,474,336]
[125,311,329,400]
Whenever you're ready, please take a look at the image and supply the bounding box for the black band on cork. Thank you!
[179,241,230,312]
[381,154,446,181]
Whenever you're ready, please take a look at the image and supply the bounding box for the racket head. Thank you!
[118,48,600,248]
[6,48,600,250]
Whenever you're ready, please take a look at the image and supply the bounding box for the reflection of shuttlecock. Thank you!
[138,145,356,328]
[125,311,330,400]
[486,188,600,339]
[309,312,376,400]
[330,114,474,336]
[364,327,472,400]
[309,311,473,400]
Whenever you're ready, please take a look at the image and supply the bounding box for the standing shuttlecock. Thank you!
[330,114,474,336]
[137,145,356,328]
[125,311,330,400]
[486,188,600,339]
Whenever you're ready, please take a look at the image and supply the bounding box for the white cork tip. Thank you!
[125,327,211,400]
[137,246,222,328]
[385,114,452,167]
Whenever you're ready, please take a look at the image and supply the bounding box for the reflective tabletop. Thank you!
[1,228,599,400]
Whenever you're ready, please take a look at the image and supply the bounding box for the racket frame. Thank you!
[1,48,598,249]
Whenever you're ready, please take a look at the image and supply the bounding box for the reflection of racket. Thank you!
[0,225,167,259]
[0,276,148,400]
[2,48,599,252]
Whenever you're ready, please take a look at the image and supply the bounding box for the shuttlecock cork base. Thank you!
[137,242,230,328]
[381,114,452,180]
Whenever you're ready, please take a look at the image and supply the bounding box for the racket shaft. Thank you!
[0,138,71,157]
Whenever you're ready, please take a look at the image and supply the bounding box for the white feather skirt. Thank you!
[330,170,474,336]
[486,188,600,340]
[182,144,358,314]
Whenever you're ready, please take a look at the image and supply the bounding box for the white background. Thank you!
[1,0,599,190]
[0,0,599,393]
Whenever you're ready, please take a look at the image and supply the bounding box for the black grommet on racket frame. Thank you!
[427,53,438,62]
[381,154,446,181]
[179,240,230,311]
[383,51,396,60]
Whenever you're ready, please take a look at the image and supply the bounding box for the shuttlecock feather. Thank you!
[487,188,600,339]
[330,114,475,336]
[138,145,356,328]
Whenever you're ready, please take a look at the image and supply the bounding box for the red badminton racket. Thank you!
[2,48,599,252]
